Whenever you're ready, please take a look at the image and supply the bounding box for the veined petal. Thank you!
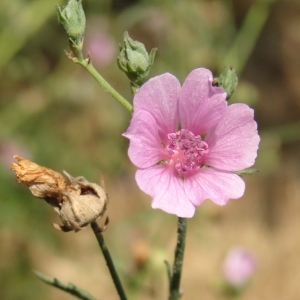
[179,68,227,135]
[123,110,166,169]
[204,103,260,171]
[133,73,181,140]
[185,168,245,206]
[136,166,196,218]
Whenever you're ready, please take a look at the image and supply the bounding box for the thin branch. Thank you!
[221,0,276,74]
[90,222,128,300]
[33,271,97,300]
[66,52,133,113]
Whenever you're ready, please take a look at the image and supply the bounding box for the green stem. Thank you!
[34,271,97,300]
[169,217,187,300]
[90,222,128,300]
[221,0,276,74]
[74,56,133,113]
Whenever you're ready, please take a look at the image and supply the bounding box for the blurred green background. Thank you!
[1,0,300,299]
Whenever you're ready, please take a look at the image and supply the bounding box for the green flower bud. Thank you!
[56,0,86,41]
[117,32,156,88]
[214,66,238,101]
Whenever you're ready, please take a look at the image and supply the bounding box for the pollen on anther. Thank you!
[165,129,209,175]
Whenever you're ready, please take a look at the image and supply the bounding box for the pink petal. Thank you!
[185,168,245,206]
[133,73,181,141]
[204,103,260,171]
[123,110,166,169]
[179,68,227,135]
[136,166,196,218]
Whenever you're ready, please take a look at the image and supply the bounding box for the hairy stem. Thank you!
[91,222,128,300]
[169,217,187,300]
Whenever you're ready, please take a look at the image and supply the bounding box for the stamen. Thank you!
[166,129,209,175]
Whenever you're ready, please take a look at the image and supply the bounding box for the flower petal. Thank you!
[136,165,196,218]
[204,103,260,171]
[133,73,181,141]
[179,68,227,135]
[123,110,166,169]
[185,168,245,206]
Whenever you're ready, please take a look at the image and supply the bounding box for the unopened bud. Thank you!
[118,31,156,90]
[56,0,86,41]
[213,66,238,101]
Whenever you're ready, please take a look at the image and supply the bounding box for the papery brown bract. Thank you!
[11,156,108,232]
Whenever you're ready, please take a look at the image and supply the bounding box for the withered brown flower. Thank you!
[11,155,108,232]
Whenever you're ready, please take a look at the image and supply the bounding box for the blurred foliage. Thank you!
[1,0,300,299]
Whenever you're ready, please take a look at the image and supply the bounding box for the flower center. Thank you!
[165,129,209,175]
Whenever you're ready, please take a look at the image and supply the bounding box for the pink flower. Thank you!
[84,18,116,67]
[85,32,115,67]
[123,68,259,217]
[222,247,256,287]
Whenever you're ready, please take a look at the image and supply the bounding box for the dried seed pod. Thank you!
[54,172,108,232]
[11,155,108,232]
